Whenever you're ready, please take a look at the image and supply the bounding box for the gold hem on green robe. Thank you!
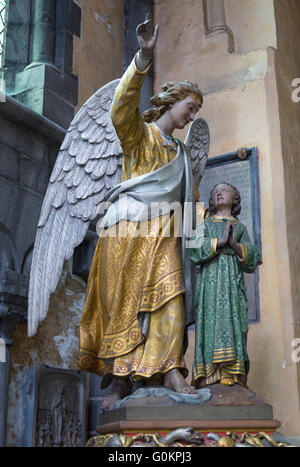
[192,360,247,388]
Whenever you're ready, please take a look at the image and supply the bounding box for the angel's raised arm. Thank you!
[110,15,158,152]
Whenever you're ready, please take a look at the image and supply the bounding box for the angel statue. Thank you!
[28,15,210,409]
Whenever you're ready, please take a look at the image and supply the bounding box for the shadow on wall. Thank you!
[0,223,20,274]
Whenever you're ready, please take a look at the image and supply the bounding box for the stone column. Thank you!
[28,0,57,69]
[0,317,16,446]
[0,271,28,446]
[204,0,227,30]
[7,0,81,129]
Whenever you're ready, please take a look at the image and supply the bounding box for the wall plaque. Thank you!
[198,147,261,323]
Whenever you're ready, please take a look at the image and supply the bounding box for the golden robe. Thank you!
[77,56,188,385]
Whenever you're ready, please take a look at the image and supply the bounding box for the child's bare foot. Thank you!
[163,368,197,394]
[101,377,131,410]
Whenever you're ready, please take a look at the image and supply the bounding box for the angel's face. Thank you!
[169,96,200,129]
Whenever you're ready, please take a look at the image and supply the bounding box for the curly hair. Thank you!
[208,182,241,218]
[143,80,203,123]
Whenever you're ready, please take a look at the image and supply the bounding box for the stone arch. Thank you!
[21,243,34,277]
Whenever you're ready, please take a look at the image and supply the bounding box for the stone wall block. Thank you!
[0,271,29,300]
[48,146,59,170]
[15,64,78,107]
[21,156,51,195]
[42,88,75,129]
[44,63,78,105]
[0,117,25,154]
[0,183,44,261]
[66,1,81,37]
[0,116,49,164]
[0,144,21,183]
[13,86,75,130]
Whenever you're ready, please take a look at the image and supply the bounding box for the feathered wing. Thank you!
[28,79,123,337]
[184,117,210,188]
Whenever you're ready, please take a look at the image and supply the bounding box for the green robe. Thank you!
[189,215,261,387]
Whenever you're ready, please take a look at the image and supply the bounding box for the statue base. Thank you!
[96,384,281,446]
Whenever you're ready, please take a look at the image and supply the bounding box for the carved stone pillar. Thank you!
[0,271,28,446]
[0,319,12,447]
[203,0,235,53]
[4,0,81,129]
[28,0,57,69]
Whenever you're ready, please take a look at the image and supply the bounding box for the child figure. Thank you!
[189,183,261,388]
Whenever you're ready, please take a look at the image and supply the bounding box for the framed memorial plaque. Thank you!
[198,147,261,323]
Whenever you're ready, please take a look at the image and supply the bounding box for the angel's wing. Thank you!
[28,79,122,337]
[184,117,210,187]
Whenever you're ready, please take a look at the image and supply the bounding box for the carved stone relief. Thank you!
[23,366,87,447]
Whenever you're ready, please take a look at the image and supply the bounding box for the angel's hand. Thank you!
[136,13,159,58]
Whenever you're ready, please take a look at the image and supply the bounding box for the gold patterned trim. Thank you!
[97,318,144,359]
[212,347,236,362]
[110,357,188,380]
[140,270,185,312]
[192,359,246,383]
[223,364,246,374]
[211,215,238,223]
[76,351,109,375]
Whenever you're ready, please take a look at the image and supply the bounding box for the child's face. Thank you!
[212,184,235,209]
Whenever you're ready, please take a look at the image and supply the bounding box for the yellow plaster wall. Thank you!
[226,0,277,53]
[73,0,124,109]
[154,0,275,97]
[153,0,300,435]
